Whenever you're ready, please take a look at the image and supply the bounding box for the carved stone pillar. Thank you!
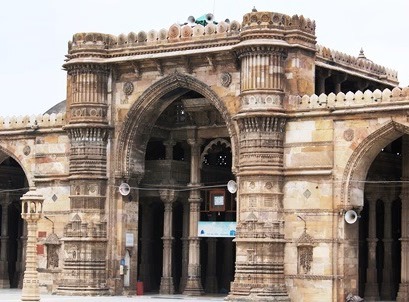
[381,197,394,300]
[159,189,177,295]
[183,138,204,295]
[332,73,347,94]
[398,135,409,301]
[364,195,380,300]
[164,139,176,160]
[59,63,110,295]
[139,202,154,292]
[0,194,10,288]
[316,69,331,95]
[20,189,44,302]
[205,237,218,293]
[179,201,190,293]
[228,10,290,301]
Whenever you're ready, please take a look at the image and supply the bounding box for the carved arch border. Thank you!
[0,143,33,187]
[341,120,409,206]
[200,138,231,168]
[116,72,238,179]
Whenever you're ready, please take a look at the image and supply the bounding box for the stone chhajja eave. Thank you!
[316,44,398,84]
[315,60,398,88]
[64,40,318,68]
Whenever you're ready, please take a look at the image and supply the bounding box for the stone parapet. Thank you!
[0,113,65,131]
[288,86,409,110]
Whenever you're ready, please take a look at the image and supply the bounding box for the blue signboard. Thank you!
[198,221,237,238]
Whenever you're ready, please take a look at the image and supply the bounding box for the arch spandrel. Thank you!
[340,120,409,207]
[116,72,238,179]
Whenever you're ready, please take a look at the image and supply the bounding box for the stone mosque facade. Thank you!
[1,8,409,302]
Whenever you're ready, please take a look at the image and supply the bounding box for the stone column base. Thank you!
[159,277,175,295]
[21,278,40,302]
[364,282,380,301]
[183,277,204,295]
[397,283,409,302]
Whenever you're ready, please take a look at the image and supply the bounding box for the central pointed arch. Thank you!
[116,72,238,179]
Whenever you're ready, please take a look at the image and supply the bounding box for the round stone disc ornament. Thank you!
[123,82,134,95]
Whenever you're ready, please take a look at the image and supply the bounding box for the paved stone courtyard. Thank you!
[1,289,226,301]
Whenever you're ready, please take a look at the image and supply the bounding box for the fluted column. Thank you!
[364,196,380,300]
[398,135,409,301]
[0,194,10,288]
[139,202,154,292]
[20,189,44,302]
[179,201,190,293]
[381,196,394,300]
[159,189,177,295]
[183,137,204,295]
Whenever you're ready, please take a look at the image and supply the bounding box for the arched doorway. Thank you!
[116,74,238,296]
[136,92,236,294]
[359,136,402,300]
[0,156,28,288]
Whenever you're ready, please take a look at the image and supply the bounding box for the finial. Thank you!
[252,6,257,12]
[358,47,366,59]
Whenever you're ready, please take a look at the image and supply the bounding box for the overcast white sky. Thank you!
[0,0,407,116]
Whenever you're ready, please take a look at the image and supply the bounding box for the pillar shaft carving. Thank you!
[183,137,204,295]
[66,64,110,124]
[179,202,190,293]
[364,198,380,300]
[238,47,286,94]
[159,190,177,295]
[237,116,285,173]
[381,199,394,300]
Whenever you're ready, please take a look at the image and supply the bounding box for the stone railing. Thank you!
[289,87,409,110]
[316,45,398,81]
[0,113,66,131]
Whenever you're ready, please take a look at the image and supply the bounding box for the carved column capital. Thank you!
[159,189,178,204]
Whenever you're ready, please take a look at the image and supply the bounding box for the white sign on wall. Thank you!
[198,221,236,238]
[125,233,134,247]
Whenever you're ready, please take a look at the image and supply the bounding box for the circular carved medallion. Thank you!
[23,145,31,156]
[220,72,232,87]
[123,82,134,95]
[343,129,354,141]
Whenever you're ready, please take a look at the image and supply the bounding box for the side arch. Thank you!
[341,120,409,207]
[0,144,32,187]
[116,72,238,179]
